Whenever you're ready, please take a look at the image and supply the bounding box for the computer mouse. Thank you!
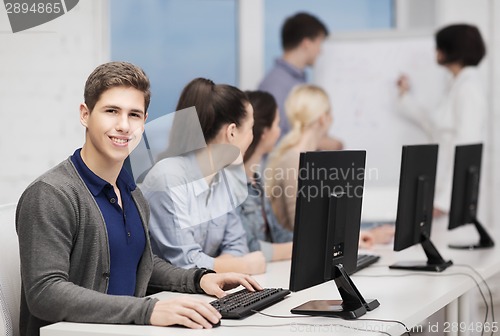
[172,319,221,329]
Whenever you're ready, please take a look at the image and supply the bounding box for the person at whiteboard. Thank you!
[16,62,262,335]
[237,90,294,262]
[141,78,267,275]
[265,84,394,248]
[396,24,487,217]
[258,12,343,151]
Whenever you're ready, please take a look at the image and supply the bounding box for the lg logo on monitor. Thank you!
[3,0,79,33]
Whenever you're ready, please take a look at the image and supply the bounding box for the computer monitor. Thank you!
[448,143,494,249]
[390,144,452,272]
[289,150,379,319]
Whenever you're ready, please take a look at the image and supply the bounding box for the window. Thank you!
[111,0,238,121]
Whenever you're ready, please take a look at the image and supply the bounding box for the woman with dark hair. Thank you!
[237,91,293,262]
[397,24,487,216]
[141,78,266,275]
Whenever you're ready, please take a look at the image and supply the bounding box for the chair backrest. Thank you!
[0,203,20,336]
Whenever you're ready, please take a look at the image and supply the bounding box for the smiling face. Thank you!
[80,86,147,168]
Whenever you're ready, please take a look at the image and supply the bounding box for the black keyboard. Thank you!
[351,253,380,274]
[210,288,291,319]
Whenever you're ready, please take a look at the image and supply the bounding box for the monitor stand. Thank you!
[291,264,379,319]
[449,218,494,249]
[390,231,453,272]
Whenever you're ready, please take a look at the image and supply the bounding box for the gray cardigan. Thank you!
[16,158,202,336]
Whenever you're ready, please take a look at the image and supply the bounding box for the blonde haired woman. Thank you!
[266,84,331,231]
[266,84,393,248]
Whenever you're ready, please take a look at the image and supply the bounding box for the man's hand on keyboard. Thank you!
[200,272,263,298]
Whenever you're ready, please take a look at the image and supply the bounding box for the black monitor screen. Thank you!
[393,144,437,251]
[449,143,482,230]
[391,144,452,272]
[448,143,494,249]
[290,150,365,291]
[289,150,379,319]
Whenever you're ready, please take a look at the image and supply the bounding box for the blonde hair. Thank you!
[265,84,331,208]
[269,84,330,164]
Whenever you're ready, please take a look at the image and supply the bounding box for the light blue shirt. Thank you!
[258,58,307,135]
[141,153,249,269]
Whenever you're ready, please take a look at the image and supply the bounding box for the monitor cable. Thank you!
[453,264,496,336]
[216,309,411,336]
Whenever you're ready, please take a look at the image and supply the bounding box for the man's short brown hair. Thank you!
[281,12,328,51]
[84,61,151,113]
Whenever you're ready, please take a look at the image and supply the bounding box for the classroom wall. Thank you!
[491,2,500,228]
[0,1,108,204]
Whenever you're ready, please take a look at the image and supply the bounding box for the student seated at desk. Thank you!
[237,91,293,261]
[15,62,261,336]
[265,84,394,248]
[141,78,266,275]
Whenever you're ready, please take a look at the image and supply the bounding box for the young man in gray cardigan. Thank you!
[16,61,261,336]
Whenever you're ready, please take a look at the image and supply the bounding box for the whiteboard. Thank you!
[314,33,449,189]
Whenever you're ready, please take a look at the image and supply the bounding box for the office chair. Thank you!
[0,203,21,336]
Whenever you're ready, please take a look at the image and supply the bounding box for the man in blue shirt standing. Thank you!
[258,12,343,150]
[16,62,261,336]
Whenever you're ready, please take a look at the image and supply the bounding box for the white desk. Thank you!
[41,223,500,336]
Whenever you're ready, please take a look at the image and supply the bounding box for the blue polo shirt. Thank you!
[71,149,146,296]
[258,58,307,135]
